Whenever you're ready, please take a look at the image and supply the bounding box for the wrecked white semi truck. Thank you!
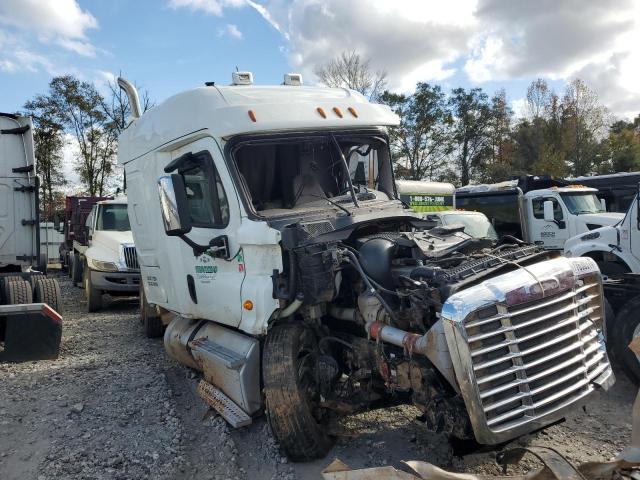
[117,74,614,461]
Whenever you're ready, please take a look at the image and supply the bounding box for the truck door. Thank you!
[528,196,569,249]
[167,138,244,328]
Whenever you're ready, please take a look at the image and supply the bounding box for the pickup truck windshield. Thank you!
[560,192,604,215]
[96,204,131,231]
[232,134,395,215]
[442,213,498,241]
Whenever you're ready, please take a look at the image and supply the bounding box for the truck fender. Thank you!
[566,243,637,274]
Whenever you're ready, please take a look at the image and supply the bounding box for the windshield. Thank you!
[442,213,498,240]
[96,204,131,231]
[560,192,604,215]
[232,133,395,215]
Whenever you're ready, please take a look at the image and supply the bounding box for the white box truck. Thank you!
[116,75,613,461]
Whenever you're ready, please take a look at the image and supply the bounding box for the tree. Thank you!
[47,75,116,196]
[483,89,516,182]
[448,87,493,185]
[561,79,609,175]
[23,94,66,221]
[314,51,387,101]
[526,78,552,120]
[380,83,452,180]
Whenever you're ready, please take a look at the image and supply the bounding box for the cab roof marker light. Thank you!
[248,110,257,122]
[232,71,253,85]
[316,107,327,119]
[333,107,343,118]
[283,73,303,86]
[348,107,358,118]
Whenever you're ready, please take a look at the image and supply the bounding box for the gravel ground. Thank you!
[0,270,636,479]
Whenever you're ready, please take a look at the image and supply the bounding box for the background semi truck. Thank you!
[0,113,62,362]
[456,176,623,250]
[117,75,613,461]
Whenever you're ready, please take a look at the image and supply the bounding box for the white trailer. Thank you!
[0,113,62,361]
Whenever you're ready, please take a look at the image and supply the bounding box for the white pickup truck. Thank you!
[79,197,140,311]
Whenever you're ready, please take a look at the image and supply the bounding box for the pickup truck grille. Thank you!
[442,257,613,444]
[123,246,139,270]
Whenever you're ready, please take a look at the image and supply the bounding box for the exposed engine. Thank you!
[275,221,559,439]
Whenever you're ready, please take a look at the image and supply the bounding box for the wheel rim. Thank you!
[295,330,328,424]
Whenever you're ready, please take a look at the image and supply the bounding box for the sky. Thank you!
[1,0,640,121]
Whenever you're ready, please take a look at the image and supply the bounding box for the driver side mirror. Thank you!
[543,200,555,223]
[158,175,192,236]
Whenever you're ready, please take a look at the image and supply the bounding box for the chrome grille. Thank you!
[123,246,140,270]
[441,257,614,444]
[466,279,608,432]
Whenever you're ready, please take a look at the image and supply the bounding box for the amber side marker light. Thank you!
[316,107,327,118]
[348,107,358,118]
[333,107,343,118]
[243,300,254,311]
[248,110,257,122]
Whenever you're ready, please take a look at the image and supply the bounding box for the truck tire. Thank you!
[611,295,640,385]
[34,278,62,312]
[71,253,83,287]
[5,280,33,305]
[140,285,163,338]
[263,323,334,461]
[28,272,44,292]
[83,265,102,312]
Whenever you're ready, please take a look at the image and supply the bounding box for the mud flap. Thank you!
[0,303,62,362]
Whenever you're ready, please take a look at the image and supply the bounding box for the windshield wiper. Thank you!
[330,134,359,208]
[308,193,352,216]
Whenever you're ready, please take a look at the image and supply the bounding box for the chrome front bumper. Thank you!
[441,256,614,444]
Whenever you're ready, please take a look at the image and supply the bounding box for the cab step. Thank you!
[197,379,252,428]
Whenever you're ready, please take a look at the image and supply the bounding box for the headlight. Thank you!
[89,259,119,272]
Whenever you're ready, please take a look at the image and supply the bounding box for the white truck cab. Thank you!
[81,197,140,311]
[116,75,612,461]
[457,178,623,250]
[565,191,640,275]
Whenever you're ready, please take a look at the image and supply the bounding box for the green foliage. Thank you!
[380,83,452,181]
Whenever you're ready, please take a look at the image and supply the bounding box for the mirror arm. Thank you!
[178,234,229,258]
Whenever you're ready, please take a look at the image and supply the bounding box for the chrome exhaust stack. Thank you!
[117,77,142,119]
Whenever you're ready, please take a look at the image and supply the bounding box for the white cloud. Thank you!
[168,0,246,16]
[0,0,97,53]
[218,23,243,39]
[511,98,527,120]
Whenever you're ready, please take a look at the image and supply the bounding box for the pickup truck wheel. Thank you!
[34,278,62,313]
[71,253,83,286]
[140,285,163,338]
[611,295,640,385]
[5,280,33,305]
[263,323,334,461]
[83,266,102,312]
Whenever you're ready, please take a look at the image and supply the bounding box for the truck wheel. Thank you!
[611,295,640,385]
[71,253,83,286]
[83,266,102,312]
[5,280,33,305]
[28,273,44,292]
[596,260,629,277]
[140,285,163,338]
[34,278,62,313]
[263,323,334,461]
